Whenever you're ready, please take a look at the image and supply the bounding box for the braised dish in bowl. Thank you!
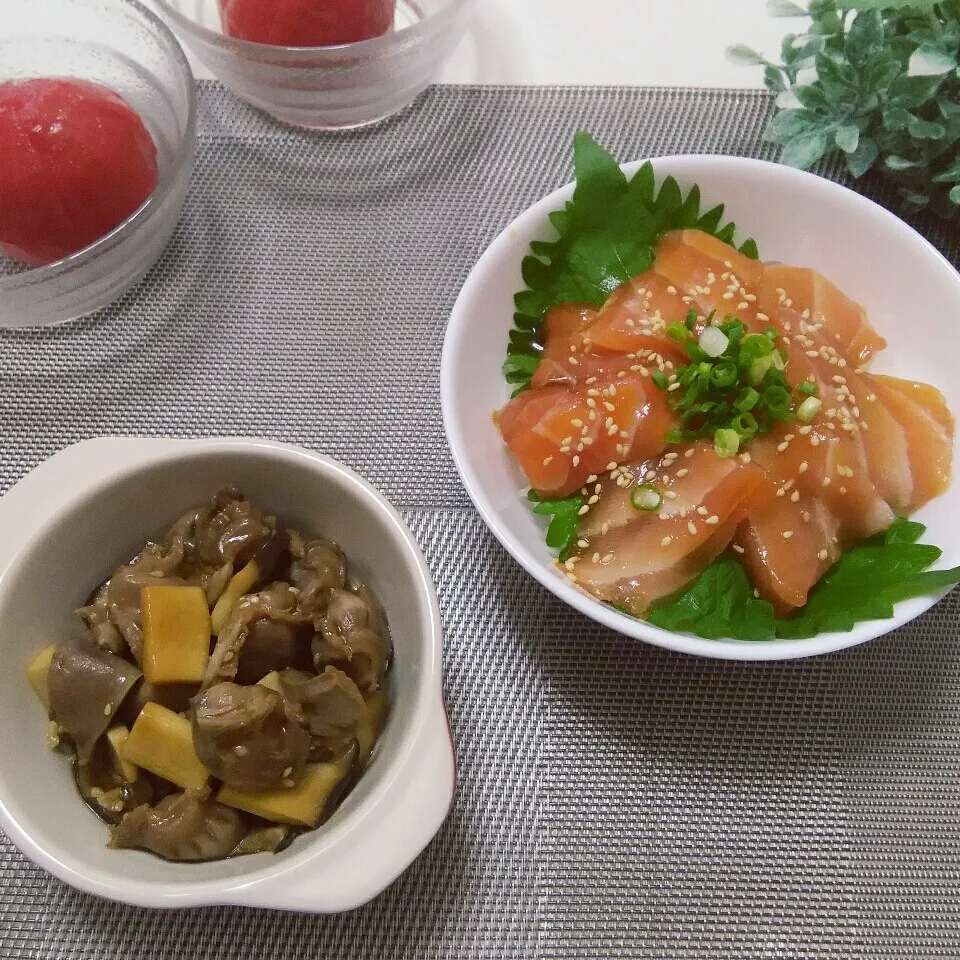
[28,485,392,862]
[0,438,452,910]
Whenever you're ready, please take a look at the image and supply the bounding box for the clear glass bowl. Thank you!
[0,0,196,329]
[152,0,473,130]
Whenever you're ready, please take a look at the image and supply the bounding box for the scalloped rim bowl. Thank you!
[441,155,960,661]
[0,437,454,910]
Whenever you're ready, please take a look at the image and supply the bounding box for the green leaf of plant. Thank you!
[781,128,829,168]
[845,8,885,63]
[889,73,945,109]
[907,116,947,140]
[909,45,958,77]
[845,137,879,177]
[835,124,861,153]
[648,554,778,641]
[768,108,820,142]
[726,44,767,66]
[647,520,960,642]
[765,66,789,92]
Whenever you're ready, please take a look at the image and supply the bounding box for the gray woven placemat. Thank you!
[1,83,959,960]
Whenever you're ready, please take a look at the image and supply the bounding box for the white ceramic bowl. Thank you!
[441,155,960,661]
[0,437,454,910]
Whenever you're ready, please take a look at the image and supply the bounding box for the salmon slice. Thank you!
[877,377,954,434]
[530,303,598,389]
[654,229,765,330]
[572,445,765,613]
[498,373,672,498]
[871,373,954,509]
[735,498,841,614]
[496,386,598,495]
[763,264,886,367]
[584,272,690,356]
[757,269,905,529]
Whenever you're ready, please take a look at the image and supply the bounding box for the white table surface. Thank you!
[141,0,789,88]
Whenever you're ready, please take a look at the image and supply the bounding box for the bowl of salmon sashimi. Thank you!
[441,134,960,660]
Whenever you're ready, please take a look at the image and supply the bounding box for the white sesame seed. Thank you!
[660,536,673,547]
[578,505,590,516]
[592,552,600,563]
[732,543,745,554]
[777,441,790,453]
[607,424,619,436]
[782,531,793,539]
[676,468,689,478]
[822,476,831,487]
[572,455,580,466]
[705,515,719,525]
[685,448,695,458]
[798,461,808,473]
[665,491,678,500]
[667,382,681,392]
[543,457,553,466]
[588,495,599,505]
[798,425,812,435]
[817,549,828,560]
[687,521,698,535]
[802,511,811,522]
[601,553,614,564]
[790,490,800,503]
[606,461,618,471]
[776,487,785,498]
[839,486,848,495]
[697,506,709,516]
[577,539,589,549]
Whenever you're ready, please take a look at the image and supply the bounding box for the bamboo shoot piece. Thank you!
[142,585,212,684]
[356,691,389,763]
[257,670,284,694]
[106,725,139,783]
[210,560,260,635]
[217,753,353,827]
[121,702,209,790]
[25,643,57,711]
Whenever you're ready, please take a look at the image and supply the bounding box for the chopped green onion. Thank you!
[798,380,819,397]
[631,484,663,512]
[665,428,686,444]
[740,333,775,362]
[710,360,737,388]
[651,370,669,389]
[769,349,786,371]
[714,428,740,458]
[699,325,729,358]
[735,386,759,411]
[666,321,691,342]
[748,355,772,386]
[731,411,758,437]
[763,384,793,418]
[797,396,822,422]
[685,309,698,331]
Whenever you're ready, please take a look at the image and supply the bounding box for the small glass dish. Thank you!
[151,0,473,130]
[0,0,196,329]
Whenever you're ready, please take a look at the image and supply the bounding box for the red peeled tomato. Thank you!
[218,0,396,46]
[0,78,158,267]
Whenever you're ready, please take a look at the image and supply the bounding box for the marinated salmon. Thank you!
[497,228,954,619]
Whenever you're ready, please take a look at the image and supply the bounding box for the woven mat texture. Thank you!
[1,83,959,960]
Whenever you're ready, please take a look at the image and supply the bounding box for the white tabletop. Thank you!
[142,0,787,88]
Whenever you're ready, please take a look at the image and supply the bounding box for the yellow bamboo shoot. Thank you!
[217,755,352,827]
[142,585,211,684]
[121,702,208,790]
[25,644,57,711]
